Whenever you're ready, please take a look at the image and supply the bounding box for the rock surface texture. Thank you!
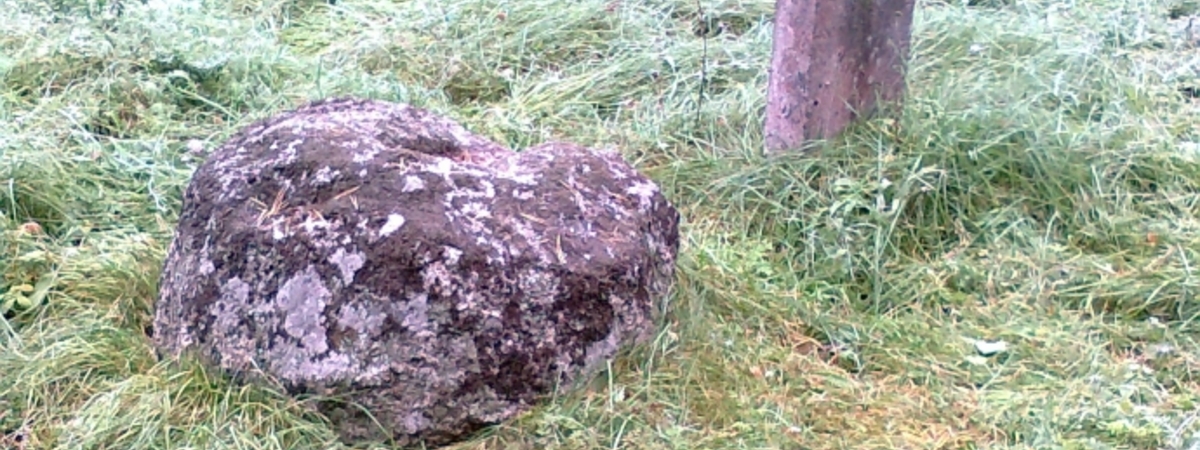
[152,97,680,448]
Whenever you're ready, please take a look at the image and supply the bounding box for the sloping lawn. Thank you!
[5,0,1200,448]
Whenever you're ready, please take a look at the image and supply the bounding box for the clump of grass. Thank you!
[5,0,1200,448]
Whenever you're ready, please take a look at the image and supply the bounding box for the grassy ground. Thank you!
[4,0,1200,448]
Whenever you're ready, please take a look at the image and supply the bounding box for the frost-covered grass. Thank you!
[6,0,1200,448]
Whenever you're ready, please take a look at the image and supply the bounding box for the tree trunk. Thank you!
[763,0,916,155]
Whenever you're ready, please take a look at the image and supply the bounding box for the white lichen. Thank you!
[402,175,426,192]
[380,214,406,237]
[328,248,366,285]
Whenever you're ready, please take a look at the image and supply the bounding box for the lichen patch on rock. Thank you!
[152,97,681,449]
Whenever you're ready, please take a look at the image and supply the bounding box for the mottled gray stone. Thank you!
[151,97,681,448]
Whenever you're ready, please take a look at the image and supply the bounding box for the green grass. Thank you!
[4,0,1200,448]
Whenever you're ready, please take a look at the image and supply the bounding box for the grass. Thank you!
[4,0,1200,448]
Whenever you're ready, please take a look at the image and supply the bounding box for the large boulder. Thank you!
[151,97,680,447]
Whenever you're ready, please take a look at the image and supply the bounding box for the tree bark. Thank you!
[763,0,916,155]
